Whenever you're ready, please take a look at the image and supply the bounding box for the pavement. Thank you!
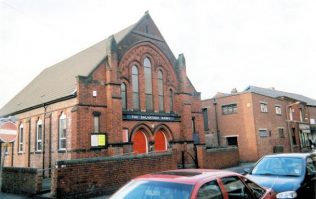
[0,162,254,199]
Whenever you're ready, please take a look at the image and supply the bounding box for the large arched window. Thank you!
[144,57,153,111]
[36,119,43,151]
[59,112,67,150]
[158,70,164,112]
[132,65,139,110]
[121,83,127,110]
[169,89,174,112]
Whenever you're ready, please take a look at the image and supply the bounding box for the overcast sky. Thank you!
[1,0,316,108]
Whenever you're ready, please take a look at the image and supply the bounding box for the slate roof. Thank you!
[244,85,316,106]
[0,20,136,117]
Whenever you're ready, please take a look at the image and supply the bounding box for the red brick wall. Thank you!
[52,151,177,198]
[1,167,42,195]
[197,145,239,169]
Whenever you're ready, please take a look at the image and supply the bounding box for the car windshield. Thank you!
[252,157,303,177]
[110,180,193,199]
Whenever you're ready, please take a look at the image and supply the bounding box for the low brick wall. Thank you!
[52,151,177,198]
[1,167,42,195]
[197,146,239,169]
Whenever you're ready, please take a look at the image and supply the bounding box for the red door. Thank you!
[155,131,167,152]
[133,131,147,154]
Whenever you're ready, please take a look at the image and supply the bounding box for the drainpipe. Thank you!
[42,104,47,177]
[213,98,220,146]
[28,118,31,167]
[48,114,52,177]
[11,142,14,166]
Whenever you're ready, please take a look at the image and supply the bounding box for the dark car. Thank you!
[110,169,278,199]
[246,153,316,199]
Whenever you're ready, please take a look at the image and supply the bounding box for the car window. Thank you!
[221,177,253,199]
[306,157,316,176]
[252,157,303,176]
[197,180,223,199]
[243,177,265,199]
[110,180,193,199]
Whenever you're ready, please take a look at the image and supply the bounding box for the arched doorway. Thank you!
[132,130,148,154]
[155,130,167,152]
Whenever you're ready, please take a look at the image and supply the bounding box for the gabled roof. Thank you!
[0,15,141,117]
[244,85,316,106]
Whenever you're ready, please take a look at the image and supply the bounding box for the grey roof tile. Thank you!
[244,85,316,106]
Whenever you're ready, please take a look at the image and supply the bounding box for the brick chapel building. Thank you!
[0,13,204,173]
[202,86,316,162]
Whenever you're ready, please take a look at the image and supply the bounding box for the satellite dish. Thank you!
[0,121,17,143]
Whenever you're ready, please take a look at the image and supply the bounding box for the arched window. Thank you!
[132,65,139,110]
[169,89,174,112]
[158,70,164,112]
[121,83,127,110]
[59,112,67,150]
[18,124,24,152]
[36,119,43,151]
[144,57,153,111]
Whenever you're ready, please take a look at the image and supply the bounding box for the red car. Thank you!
[110,169,277,199]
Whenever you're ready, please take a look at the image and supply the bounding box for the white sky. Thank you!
[1,0,316,108]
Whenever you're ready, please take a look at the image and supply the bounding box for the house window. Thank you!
[158,70,164,112]
[59,113,67,150]
[259,129,269,137]
[202,108,209,131]
[169,89,174,112]
[121,83,127,110]
[222,104,237,115]
[144,58,153,111]
[275,105,282,115]
[93,112,100,133]
[278,128,285,138]
[132,65,139,110]
[226,137,238,146]
[36,119,43,151]
[260,103,268,113]
[18,124,24,152]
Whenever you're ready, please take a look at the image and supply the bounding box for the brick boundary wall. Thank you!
[197,146,239,169]
[1,167,42,195]
[52,151,177,199]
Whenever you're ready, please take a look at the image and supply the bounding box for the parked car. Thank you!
[110,169,279,199]
[245,153,316,199]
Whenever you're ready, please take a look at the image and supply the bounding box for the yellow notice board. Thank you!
[91,133,107,148]
[98,134,106,146]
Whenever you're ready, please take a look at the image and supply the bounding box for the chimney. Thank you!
[231,88,238,94]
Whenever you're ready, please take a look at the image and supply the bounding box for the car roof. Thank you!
[263,153,311,159]
[134,169,239,185]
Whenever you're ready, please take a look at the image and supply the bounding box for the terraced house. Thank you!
[0,13,204,175]
[202,86,316,162]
